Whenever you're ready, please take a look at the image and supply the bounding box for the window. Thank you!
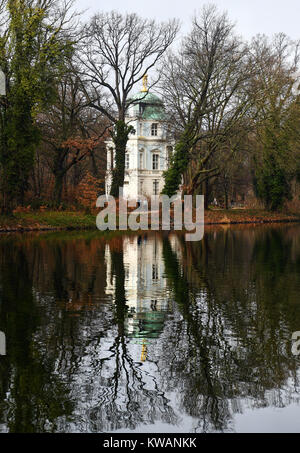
[139,152,144,169]
[151,299,157,310]
[152,154,159,170]
[166,146,173,168]
[139,179,144,194]
[108,147,114,170]
[152,264,158,280]
[139,123,143,135]
[153,179,159,195]
[125,153,130,169]
[151,123,158,136]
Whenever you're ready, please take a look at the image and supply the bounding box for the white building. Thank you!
[105,79,174,199]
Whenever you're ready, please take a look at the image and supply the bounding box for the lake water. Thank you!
[0,224,300,433]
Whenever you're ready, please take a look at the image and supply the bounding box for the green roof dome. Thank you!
[129,91,163,104]
[142,104,165,120]
[128,90,165,120]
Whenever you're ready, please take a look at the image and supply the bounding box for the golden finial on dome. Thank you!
[140,339,147,362]
[141,74,148,93]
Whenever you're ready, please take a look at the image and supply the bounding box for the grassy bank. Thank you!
[0,211,96,232]
[0,209,299,232]
[204,208,300,224]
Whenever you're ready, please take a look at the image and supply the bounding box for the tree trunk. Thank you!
[224,187,229,210]
[53,172,64,206]
[204,179,209,210]
[1,166,15,215]
[0,193,14,215]
[110,121,133,198]
[110,147,126,198]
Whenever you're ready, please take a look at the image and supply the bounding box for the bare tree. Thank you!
[37,69,108,205]
[160,5,254,200]
[249,33,300,210]
[78,11,179,197]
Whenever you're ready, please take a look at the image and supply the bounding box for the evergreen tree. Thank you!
[0,0,75,213]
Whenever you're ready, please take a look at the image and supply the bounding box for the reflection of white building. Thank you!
[105,235,174,340]
[0,331,5,356]
[105,77,174,199]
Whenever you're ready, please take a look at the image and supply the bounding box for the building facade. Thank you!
[105,81,174,199]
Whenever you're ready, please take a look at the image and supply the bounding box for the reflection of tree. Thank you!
[79,241,177,432]
[0,240,73,433]
[0,233,178,432]
[0,227,300,433]
[110,246,127,334]
[162,237,233,431]
[160,227,300,432]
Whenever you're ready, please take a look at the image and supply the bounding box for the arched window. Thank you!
[125,153,130,169]
[151,123,158,136]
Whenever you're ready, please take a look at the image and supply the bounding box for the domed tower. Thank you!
[105,76,174,199]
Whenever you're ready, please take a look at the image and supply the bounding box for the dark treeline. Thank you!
[0,1,300,214]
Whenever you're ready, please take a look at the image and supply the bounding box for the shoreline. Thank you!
[0,209,299,233]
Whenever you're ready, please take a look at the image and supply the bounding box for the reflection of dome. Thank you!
[128,91,165,120]
[125,311,166,339]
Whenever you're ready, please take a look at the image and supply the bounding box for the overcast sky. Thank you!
[75,0,300,41]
